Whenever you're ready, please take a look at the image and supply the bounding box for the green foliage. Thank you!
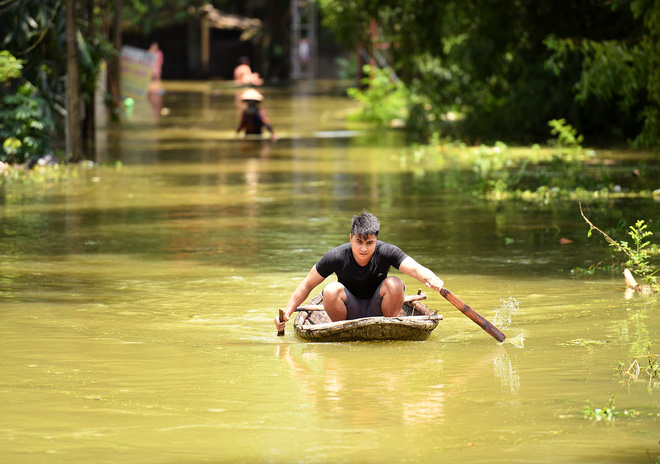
[545,0,660,148]
[548,119,584,152]
[582,351,660,421]
[0,83,54,163]
[334,56,357,81]
[614,221,657,286]
[0,0,115,161]
[582,402,637,421]
[395,118,651,203]
[348,65,409,127]
[582,206,659,290]
[1,0,69,148]
[0,51,23,84]
[122,0,210,34]
[618,350,660,388]
[320,0,654,145]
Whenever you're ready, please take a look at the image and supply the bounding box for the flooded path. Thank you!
[1,81,659,463]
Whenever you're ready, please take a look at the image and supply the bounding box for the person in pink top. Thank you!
[233,56,263,86]
[149,42,164,82]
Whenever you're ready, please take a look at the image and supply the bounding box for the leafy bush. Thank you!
[0,50,23,83]
[0,83,54,164]
[581,206,659,290]
[348,65,409,127]
[548,118,584,153]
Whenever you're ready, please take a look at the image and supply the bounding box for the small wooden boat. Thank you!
[293,292,442,342]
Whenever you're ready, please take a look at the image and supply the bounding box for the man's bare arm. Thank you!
[275,266,326,329]
[398,256,444,292]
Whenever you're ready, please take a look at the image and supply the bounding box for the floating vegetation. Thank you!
[559,339,609,347]
[583,348,658,421]
[582,402,638,421]
[617,349,660,391]
[0,160,122,185]
[397,121,658,204]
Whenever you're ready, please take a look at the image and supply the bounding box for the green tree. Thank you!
[546,0,660,148]
[0,52,54,164]
[318,0,653,146]
[0,0,115,162]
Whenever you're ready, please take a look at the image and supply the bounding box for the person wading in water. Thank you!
[236,89,276,141]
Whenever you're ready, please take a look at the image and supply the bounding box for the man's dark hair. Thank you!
[351,211,380,238]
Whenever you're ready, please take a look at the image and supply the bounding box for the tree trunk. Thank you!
[83,0,97,159]
[66,0,83,162]
[106,0,122,115]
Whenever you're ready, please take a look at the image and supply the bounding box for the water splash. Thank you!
[493,297,524,348]
[493,297,520,329]
[507,333,525,348]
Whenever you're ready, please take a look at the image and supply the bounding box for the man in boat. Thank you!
[274,212,445,331]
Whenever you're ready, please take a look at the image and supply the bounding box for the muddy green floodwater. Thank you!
[1,81,659,463]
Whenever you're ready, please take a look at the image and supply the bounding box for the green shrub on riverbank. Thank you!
[0,51,55,165]
[398,120,657,203]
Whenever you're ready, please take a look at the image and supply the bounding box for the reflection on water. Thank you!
[1,81,659,463]
[276,343,446,427]
[493,351,520,396]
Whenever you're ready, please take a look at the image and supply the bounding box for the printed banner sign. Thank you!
[120,46,156,99]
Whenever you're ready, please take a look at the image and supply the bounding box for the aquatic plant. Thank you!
[547,118,583,156]
[582,402,637,421]
[580,204,658,291]
[396,119,647,203]
[584,349,659,421]
[583,362,638,421]
[617,349,660,391]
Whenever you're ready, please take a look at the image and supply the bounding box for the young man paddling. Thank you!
[275,212,445,332]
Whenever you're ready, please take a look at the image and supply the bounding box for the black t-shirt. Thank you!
[315,241,408,299]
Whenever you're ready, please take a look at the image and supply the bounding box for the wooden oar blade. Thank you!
[439,288,506,342]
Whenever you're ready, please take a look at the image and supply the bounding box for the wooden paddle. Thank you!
[277,309,285,337]
[439,288,506,342]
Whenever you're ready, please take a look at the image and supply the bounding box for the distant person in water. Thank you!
[149,42,164,82]
[148,42,164,96]
[236,89,276,141]
[233,56,263,86]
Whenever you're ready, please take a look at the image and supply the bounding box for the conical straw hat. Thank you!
[241,89,264,101]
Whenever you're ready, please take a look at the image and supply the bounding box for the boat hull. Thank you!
[293,294,441,342]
